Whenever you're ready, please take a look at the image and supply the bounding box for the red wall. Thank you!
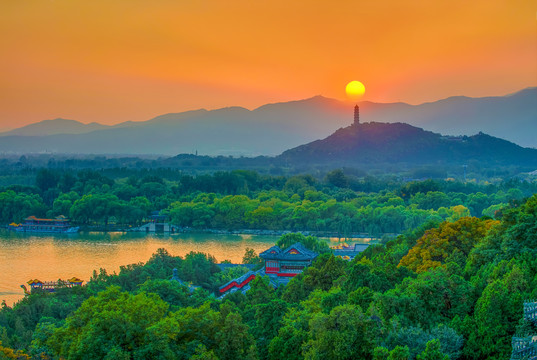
[219,274,256,293]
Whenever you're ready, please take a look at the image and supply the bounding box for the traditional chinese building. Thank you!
[218,243,318,297]
[259,242,318,277]
[354,104,360,125]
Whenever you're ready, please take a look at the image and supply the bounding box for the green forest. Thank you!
[1,166,536,359]
[1,192,537,359]
[1,167,536,237]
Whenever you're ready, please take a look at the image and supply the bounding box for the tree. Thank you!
[388,345,411,360]
[47,287,169,359]
[383,325,463,359]
[325,169,349,188]
[137,279,190,310]
[142,303,220,359]
[181,252,219,287]
[242,248,263,267]
[464,278,523,359]
[215,312,257,360]
[51,191,79,217]
[35,168,59,193]
[303,255,346,292]
[410,191,450,210]
[416,339,449,360]
[70,193,123,226]
[0,190,46,223]
[253,299,289,359]
[377,267,473,329]
[246,276,275,306]
[399,217,498,273]
[304,304,377,359]
[373,347,390,360]
[268,308,312,360]
[348,287,375,311]
[191,344,220,360]
[276,233,330,254]
[0,341,30,359]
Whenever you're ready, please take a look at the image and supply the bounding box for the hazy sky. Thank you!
[1,0,535,128]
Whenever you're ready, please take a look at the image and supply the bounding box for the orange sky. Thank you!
[1,0,535,128]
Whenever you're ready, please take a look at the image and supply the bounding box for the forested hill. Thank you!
[280,122,537,167]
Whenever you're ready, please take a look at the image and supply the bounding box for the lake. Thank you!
[0,230,370,306]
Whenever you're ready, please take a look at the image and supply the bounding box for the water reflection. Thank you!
[0,230,375,306]
[0,230,278,306]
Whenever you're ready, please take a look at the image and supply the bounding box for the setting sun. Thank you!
[345,81,366,100]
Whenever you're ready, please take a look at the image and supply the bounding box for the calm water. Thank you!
[0,230,281,306]
[0,230,371,306]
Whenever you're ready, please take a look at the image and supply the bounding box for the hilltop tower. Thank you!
[354,105,360,125]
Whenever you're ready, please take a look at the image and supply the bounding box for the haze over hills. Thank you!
[360,87,537,149]
[0,118,110,136]
[0,97,350,155]
[279,121,537,168]
[0,87,535,155]
[8,122,535,176]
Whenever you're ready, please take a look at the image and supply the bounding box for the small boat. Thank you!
[9,215,80,233]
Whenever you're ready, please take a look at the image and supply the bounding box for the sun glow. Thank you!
[345,81,365,100]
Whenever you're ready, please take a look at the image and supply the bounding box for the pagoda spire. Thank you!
[354,104,359,125]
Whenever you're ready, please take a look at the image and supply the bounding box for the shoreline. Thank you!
[82,225,394,241]
[1,224,396,241]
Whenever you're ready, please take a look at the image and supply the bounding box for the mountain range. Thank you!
[0,119,110,136]
[0,87,535,155]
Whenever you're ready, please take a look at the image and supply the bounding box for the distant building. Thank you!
[131,211,178,233]
[354,105,360,125]
[332,243,370,260]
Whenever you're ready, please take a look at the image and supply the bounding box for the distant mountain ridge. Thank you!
[0,118,110,136]
[358,87,537,149]
[0,87,534,155]
[0,97,350,155]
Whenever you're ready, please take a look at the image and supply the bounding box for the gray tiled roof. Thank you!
[259,246,282,259]
[333,243,370,257]
[170,268,199,293]
[259,242,318,261]
[219,270,257,292]
[216,263,258,271]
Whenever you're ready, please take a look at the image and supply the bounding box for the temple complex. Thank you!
[218,243,318,297]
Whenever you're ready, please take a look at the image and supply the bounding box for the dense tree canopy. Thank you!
[0,169,532,238]
[0,167,535,359]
